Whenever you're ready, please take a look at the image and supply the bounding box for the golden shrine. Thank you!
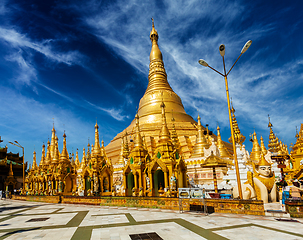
[25,123,113,196]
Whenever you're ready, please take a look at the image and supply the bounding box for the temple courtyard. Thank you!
[0,200,301,240]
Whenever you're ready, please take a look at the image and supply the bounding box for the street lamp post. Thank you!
[198,40,252,199]
[9,141,25,195]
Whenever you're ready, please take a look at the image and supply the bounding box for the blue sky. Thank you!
[0,0,302,166]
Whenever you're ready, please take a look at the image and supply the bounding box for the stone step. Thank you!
[265,209,291,218]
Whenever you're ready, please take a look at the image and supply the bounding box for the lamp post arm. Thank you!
[207,65,225,77]
[9,142,20,148]
[222,56,227,76]
[226,53,243,76]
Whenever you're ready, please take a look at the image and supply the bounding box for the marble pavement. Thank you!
[0,199,302,240]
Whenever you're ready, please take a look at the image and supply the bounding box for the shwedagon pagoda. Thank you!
[20,21,303,205]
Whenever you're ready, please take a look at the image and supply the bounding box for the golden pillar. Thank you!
[213,167,218,193]
[134,172,138,189]
[164,171,168,189]
[139,171,142,188]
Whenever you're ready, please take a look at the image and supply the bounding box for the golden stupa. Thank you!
[106,20,220,164]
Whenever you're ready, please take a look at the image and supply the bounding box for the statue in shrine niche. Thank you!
[103,177,109,192]
[93,175,99,193]
[145,174,150,190]
[58,181,63,192]
[233,154,277,203]
[170,174,177,191]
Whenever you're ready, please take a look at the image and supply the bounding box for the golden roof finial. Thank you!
[268,116,279,153]
[191,115,208,157]
[60,131,69,162]
[268,114,273,128]
[45,140,51,165]
[75,149,80,166]
[134,113,144,148]
[159,101,170,143]
[123,131,130,157]
[81,147,86,167]
[228,103,245,145]
[32,150,37,169]
[40,143,46,166]
[50,124,56,159]
[171,110,180,149]
[94,120,101,156]
[52,140,59,163]
[216,125,231,158]
[150,18,159,43]
[260,136,267,155]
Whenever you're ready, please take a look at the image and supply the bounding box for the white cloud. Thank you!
[0,27,85,66]
[5,50,37,86]
[85,100,129,121]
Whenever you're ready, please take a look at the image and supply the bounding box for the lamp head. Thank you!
[198,59,208,67]
[219,44,225,57]
[241,40,252,54]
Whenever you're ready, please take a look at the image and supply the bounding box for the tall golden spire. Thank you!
[86,141,91,161]
[250,131,261,162]
[146,19,171,93]
[216,126,231,158]
[50,125,56,159]
[134,114,144,148]
[45,139,51,165]
[101,140,106,157]
[260,136,267,155]
[159,102,170,143]
[75,149,80,166]
[268,116,279,153]
[93,121,101,156]
[81,147,86,168]
[228,106,245,145]
[60,132,69,162]
[32,150,37,169]
[40,143,46,166]
[55,135,60,159]
[52,141,59,164]
[171,116,180,149]
[135,19,195,125]
[123,132,130,158]
[191,115,208,157]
